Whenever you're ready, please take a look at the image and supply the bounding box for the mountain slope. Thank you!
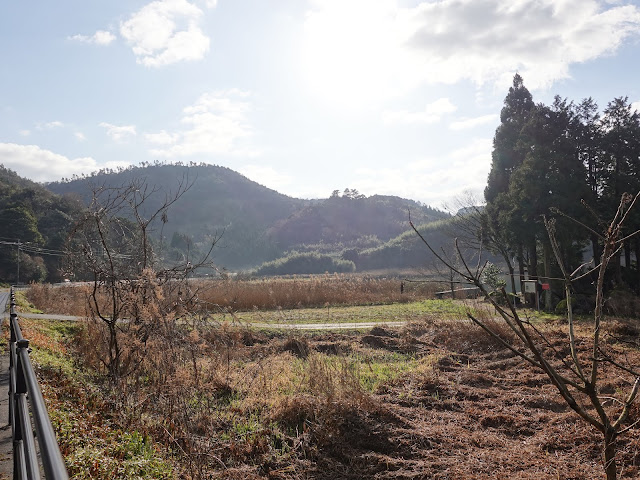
[0,166,83,282]
[269,194,447,249]
[47,164,304,268]
[46,163,449,271]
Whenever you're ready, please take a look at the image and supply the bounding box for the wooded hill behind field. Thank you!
[0,163,449,282]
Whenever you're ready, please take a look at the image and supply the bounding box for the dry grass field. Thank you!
[20,280,640,479]
[26,274,443,316]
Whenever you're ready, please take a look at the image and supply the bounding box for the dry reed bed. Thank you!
[26,275,443,316]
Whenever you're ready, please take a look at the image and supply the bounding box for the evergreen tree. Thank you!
[599,97,640,288]
[484,73,535,297]
[485,73,535,203]
[509,98,589,307]
[0,205,44,245]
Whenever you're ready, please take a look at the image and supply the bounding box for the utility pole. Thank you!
[16,239,20,285]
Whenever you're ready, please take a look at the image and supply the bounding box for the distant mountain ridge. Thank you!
[44,163,449,271]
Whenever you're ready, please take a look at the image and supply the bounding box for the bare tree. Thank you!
[66,174,218,379]
[411,192,640,480]
[445,191,519,297]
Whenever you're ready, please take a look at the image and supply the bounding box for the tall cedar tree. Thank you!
[507,98,590,308]
[485,73,535,203]
[484,73,534,297]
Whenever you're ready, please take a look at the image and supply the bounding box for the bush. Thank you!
[555,294,594,315]
[606,286,640,318]
[555,298,574,315]
[255,252,356,276]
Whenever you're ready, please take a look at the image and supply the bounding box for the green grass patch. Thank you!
[224,299,471,326]
[24,318,176,479]
[63,428,174,479]
[13,290,43,314]
[353,351,419,392]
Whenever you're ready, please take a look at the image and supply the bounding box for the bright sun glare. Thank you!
[301,0,411,110]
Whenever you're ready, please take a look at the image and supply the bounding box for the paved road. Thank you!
[0,291,12,479]
[249,321,408,330]
[18,312,83,322]
[17,311,410,331]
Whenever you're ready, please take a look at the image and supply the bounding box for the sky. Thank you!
[1,0,640,209]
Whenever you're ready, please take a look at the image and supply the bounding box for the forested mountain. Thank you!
[5,74,640,285]
[45,164,448,272]
[48,164,304,269]
[268,190,445,249]
[0,166,83,283]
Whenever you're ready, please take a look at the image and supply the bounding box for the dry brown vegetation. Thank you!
[25,307,640,479]
[26,275,442,316]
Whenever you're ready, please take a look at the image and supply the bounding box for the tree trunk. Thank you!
[528,238,538,278]
[517,244,525,292]
[614,251,623,286]
[108,322,120,379]
[498,249,517,300]
[604,429,618,480]
[635,237,640,294]
[543,241,552,311]
[591,235,601,268]
[624,240,631,280]
[527,239,538,307]
[450,269,455,300]
[507,259,517,300]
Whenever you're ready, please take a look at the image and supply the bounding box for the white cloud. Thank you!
[0,143,98,182]
[238,165,293,192]
[449,114,499,130]
[145,130,178,145]
[302,0,640,104]
[120,0,210,67]
[384,97,457,125]
[406,0,640,89]
[69,30,116,46]
[355,137,492,207]
[147,89,258,157]
[37,121,64,130]
[75,132,87,142]
[19,130,30,137]
[99,122,137,142]
[632,101,640,113]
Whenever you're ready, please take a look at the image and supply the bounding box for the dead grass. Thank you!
[21,293,640,479]
[196,274,440,311]
[26,274,442,316]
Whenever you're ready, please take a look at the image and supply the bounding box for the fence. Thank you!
[8,288,68,479]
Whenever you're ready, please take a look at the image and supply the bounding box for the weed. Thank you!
[20,284,635,479]
[13,289,43,313]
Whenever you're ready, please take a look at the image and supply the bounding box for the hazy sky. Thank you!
[1,0,640,208]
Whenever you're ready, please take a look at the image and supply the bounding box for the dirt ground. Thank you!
[231,321,640,480]
[36,313,640,480]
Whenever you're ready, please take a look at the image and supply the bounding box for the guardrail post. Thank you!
[15,340,29,395]
[7,287,69,480]
[9,311,16,427]
[16,339,40,480]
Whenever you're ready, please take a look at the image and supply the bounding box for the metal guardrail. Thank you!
[8,288,69,480]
